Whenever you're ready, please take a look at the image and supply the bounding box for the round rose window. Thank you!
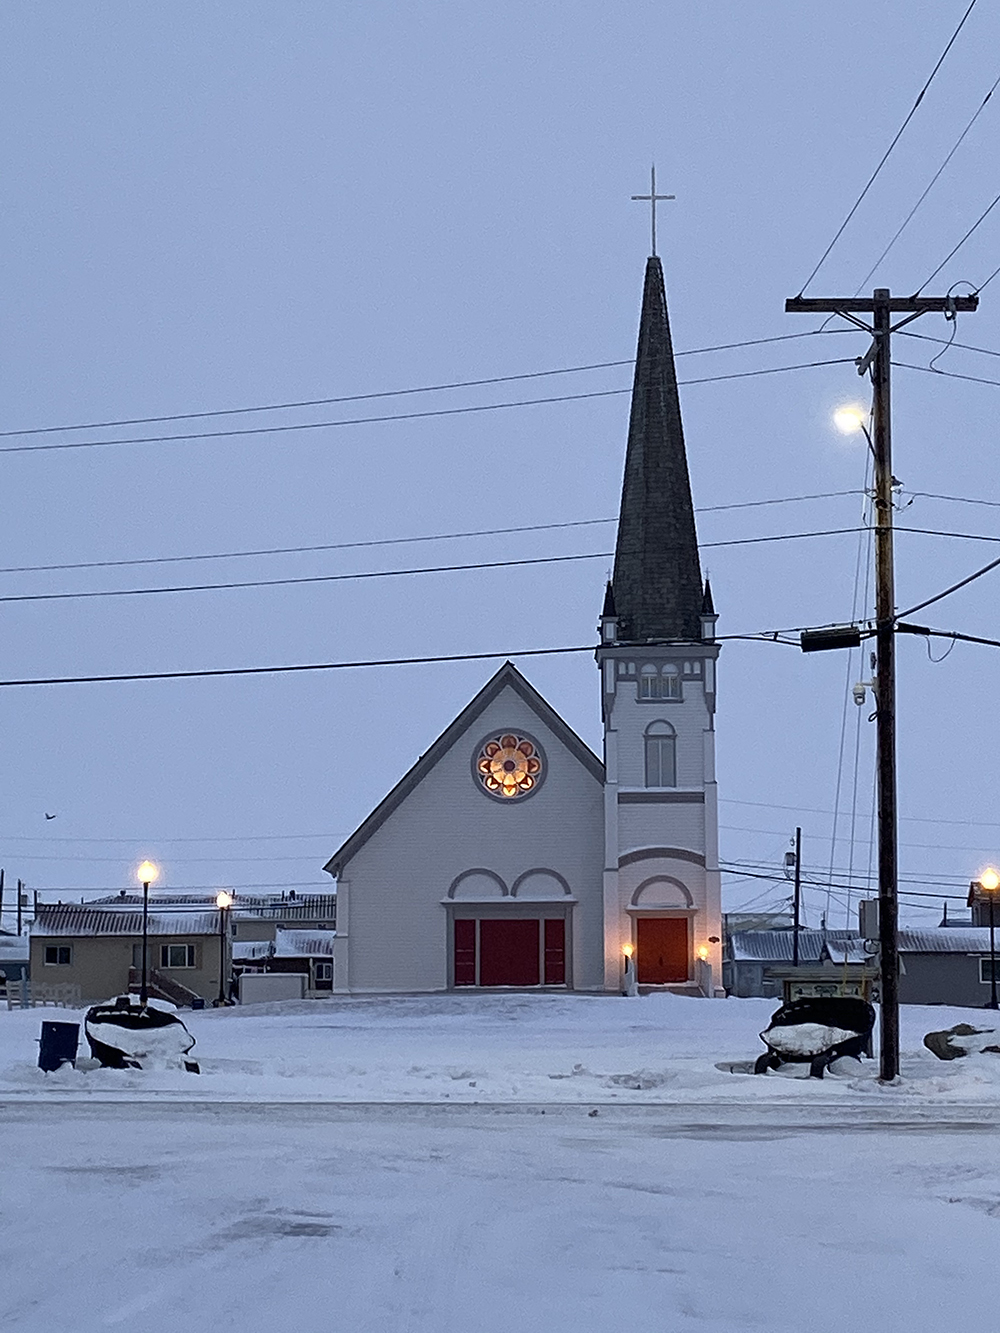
[474,732,545,801]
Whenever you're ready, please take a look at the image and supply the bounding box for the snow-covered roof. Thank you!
[728,929,860,963]
[232,940,274,962]
[0,935,29,961]
[84,891,336,920]
[898,928,995,954]
[31,907,219,938]
[825,939,870,965]
[272,929,336,958]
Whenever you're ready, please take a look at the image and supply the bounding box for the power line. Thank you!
[916,188,1000,293]
[795,0,980,295]
[0,633,796,691]
[894,359,1000,387]
[977,259,1000,292]
[0,492,861,578]
[898,551,1000,618]
[910,490,1000,510]
[853,70,1000,292]
[721,795,1000,831]
[0,359,859,456]
[898,329,1000,359]
[0,528,868,607]
[0,332,849,440]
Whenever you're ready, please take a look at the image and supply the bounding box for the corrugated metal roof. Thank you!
[273,929,336,958]
[31,907,218,938]
[85,892,336,919]
[729,930,860,963]
[898,928,994,954]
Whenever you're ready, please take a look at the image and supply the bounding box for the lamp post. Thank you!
[136,860,159,1007]
[980,869,1000,1010]
[215,891,234,1006]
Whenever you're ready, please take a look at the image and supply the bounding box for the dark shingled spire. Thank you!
[601,580,617,619]
[611,256,703,642]
[701,577,715,616]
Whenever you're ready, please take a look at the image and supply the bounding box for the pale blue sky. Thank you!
[1,2,998,926]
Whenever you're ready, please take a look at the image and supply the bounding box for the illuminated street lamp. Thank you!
[136,860,159,1007]
[978,868,1000,1010]
[215,891,234,1007]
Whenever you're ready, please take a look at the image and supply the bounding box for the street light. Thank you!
[136,860,159,1007]
[215,891,234,1006]
[980,868,1000,1010]
[833,404,876,459]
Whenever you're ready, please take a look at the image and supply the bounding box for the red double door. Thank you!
[454,918,565,987]
[635,917,689,985]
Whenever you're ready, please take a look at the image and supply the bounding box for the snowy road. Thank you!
[6,1101,1000,1332]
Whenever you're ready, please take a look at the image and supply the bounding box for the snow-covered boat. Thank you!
[84,994,200,1073]
[754,996,875,1078]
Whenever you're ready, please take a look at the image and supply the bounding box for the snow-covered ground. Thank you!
[6,994,1000,1331]
[6,990,1000,1105]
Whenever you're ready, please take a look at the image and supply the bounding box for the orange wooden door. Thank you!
[636,917,689,984]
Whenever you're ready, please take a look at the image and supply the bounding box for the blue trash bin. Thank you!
[38,1021,80,1073]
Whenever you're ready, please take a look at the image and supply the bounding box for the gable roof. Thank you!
[324,661,603,877]
[31,906,218,938]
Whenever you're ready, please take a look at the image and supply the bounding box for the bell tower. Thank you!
[597,254,722,994]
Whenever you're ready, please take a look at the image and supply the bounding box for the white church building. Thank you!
[324,253,723,995]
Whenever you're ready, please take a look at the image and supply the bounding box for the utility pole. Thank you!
[792,827,802,967]
[0,869,4,933]
[786,287,979,1083]
[16,878,23,935]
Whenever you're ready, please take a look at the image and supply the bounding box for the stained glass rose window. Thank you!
[474,733,545,800]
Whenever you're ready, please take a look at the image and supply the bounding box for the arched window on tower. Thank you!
[639,663,682,700]
[661,664,681,698]
[644,721,677,788]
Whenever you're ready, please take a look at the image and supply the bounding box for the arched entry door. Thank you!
[636,917,689,984]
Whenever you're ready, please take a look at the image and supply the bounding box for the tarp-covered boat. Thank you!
[84,994,200,1072]
[755,996,876,1078]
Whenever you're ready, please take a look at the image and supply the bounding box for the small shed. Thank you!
[233,929,336,996]
[724,929,865,999]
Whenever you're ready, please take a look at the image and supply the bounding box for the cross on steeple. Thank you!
[631,165,675,257]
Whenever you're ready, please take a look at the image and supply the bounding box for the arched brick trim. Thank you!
[446,868,509,899]
[630,875,693,908]
[618,847,706,869]
[510,868,573,898]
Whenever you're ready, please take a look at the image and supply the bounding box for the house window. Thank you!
[44,945,72,966]
[980,958,1000,984]
[314,961,333,990]
[638,664,681,700]
[160,944,196,969]
[644,721,677,788]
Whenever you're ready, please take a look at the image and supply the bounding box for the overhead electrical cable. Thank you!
[894,360,1000,387]
[0,359,859,456]
[0,332,850,440]
[897,329,1000,358]
[898,551,1000,618]
[0,528,868,606]
[0,634,802,691]
[853,70,1000,292]
[795,0,980,295]
[915,188,1000,292]
[0,492,861,578]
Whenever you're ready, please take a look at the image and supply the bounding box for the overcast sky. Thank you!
[1,2,998,929]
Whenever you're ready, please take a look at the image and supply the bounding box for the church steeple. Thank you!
[610,256,704,643]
